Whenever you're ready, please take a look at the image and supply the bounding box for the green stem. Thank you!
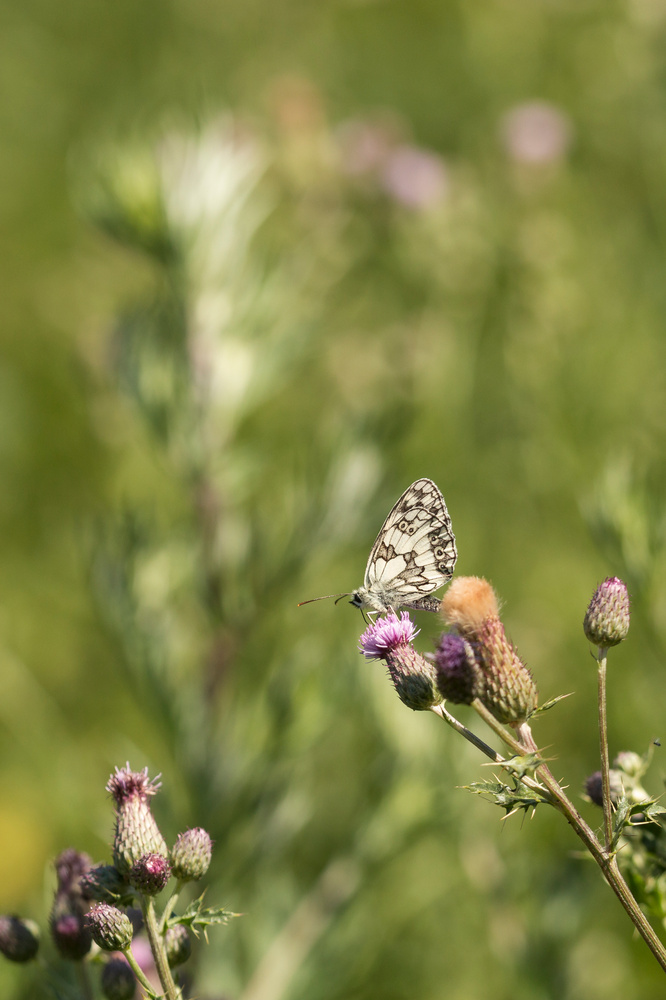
[141,895,182,1000]
[160,882,184,933]
[514,719,666,974]
[596,648,614,849]
[123,945,161,997]
[430,704,552,802]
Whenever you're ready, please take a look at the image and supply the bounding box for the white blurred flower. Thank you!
[501,101,573,166]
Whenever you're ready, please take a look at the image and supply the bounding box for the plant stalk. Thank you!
[141,895,182,1000]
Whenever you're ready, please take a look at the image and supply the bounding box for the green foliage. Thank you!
[5,0,666,997]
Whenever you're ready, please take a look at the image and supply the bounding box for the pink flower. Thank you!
[501,101,572,165]
[359,612,419,660]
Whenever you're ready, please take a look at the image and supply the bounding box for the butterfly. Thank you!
[299,478,457,614]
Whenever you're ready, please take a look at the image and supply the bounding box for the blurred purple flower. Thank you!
[501,101,573,166]
[381,145,449,208]
[337,119,398,176]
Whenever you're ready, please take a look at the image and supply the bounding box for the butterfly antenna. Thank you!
[297,593,351,607]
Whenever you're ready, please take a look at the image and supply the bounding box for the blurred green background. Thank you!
[3,0,666,996]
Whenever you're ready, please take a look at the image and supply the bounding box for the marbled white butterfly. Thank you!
[299,478,457,614]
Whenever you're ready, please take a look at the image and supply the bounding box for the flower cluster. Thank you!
[0,765,229,1000]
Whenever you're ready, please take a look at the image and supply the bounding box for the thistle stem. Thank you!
[429,704,551,802]
[141,895,182,1000]
[596,648,614,849]
[122,944,161,997]
[513,719,666,974]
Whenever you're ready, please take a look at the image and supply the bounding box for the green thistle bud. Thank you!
[0,916,40,963]
[80,865,134,905]
[101,957,136,1000]
[474,617,538,724]
[129,853,171,895]
[107,765,168,875]
[170,828,213,882]
[87,903,133,952]
[165,923,191,967]
[583,577,630,648]
[434,633,482,704]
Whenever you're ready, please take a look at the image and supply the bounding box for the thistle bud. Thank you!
[50,909,92,960]
[584,770,624,807]
[165,923,191,967]
[101,957,136,1000]
[440,577,538,724]
[434,633,482,704]
[170,828,213,882]
[583,577,630,648]
[80,865,133,905]
[129,853,171,895]
[87,903,133,952]
[107,765,168,875]
[0,916,40,963]
[50,851,94,962]
[359,612,442,710]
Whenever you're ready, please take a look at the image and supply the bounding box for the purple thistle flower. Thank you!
[359,612,419,660]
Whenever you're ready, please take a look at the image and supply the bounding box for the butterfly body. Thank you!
[350,478,457,614]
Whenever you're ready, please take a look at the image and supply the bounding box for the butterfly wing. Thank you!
[363,479,457,605]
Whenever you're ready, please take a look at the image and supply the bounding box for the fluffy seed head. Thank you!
[584,577,630,648]
[0,916,40,963]
[87,903,133,952]
[440,577,499,635]
[170,828,213,882]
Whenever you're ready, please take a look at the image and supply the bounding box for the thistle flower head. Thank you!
[440,576,537,723]
[101,957,136,1000]
[434,632,482,705]
[359,611,419,660]
[129,853,171,895]
[359,612,440,711]
[170,828,213,882]
[87,902,133,952]
[107,764,161,805]
[165,923,192,967]
[107,764,168,875]
[583,577,630,648]
[0,916,40,963]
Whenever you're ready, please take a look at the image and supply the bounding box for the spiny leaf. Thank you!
[463,777,550,814]
[530,693,573,716]
[166,895,241,938]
